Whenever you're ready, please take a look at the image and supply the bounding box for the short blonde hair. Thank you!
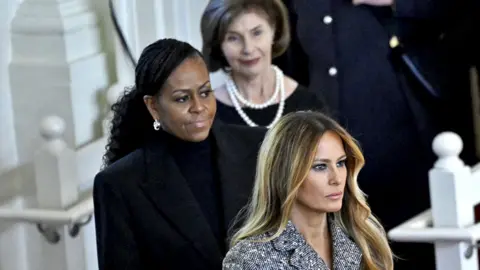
[200,0,291,72]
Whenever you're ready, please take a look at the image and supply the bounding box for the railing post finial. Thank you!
[39,115,67,153]
[40,115,66,140]
[432,131,464,171]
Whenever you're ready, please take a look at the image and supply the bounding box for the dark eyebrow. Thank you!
[172,80,210,94]
[314,155,347,163]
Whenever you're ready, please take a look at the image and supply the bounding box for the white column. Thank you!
[34,115,85,270]
[429,132,478,270]
[155,0,198,43]
[9,0,109,163]
[0,0,20,171]
[110,0,136,85]
[186,0,209,50]
[105,0,137,108]
[134,0,158,55]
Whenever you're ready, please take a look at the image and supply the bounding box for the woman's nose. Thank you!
[242,38,254,55]
[328,169,341,185]
[190,96,206,113]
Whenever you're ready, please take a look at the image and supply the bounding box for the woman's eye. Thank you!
[175,96,189,103]
[200,90,213,98]
[226,35,238,42]
[337,159,347,167]
[312,164,327,171]
[253,30,262,36]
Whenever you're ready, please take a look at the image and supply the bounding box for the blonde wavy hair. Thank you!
[231,111,394,270]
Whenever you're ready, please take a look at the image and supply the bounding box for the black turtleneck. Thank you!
[160,130,225,252]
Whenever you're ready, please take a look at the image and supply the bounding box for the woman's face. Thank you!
[295,131,348,214]
[221,10,275,77]
[144,56,217,142]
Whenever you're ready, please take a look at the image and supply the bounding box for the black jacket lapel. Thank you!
[212,122,267,236]
[139,140,223,266]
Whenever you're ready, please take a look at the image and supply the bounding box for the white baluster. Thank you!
[34,116,85,270]
[429,132,478,270]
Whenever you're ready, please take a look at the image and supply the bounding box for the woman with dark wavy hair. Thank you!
[93,38,266,270]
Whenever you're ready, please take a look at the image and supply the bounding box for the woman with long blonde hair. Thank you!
[223,111,393,270]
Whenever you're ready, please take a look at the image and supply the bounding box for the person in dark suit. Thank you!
[93,38,266,270]
[223,111,394,270]
[273,0,478,268]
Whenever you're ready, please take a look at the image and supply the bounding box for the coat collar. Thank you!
[210,121,264,230]
[210,120,261,163]
[272,217,363,269]
[138,120,262,265]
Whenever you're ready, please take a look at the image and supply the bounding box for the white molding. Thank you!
[12,12,97,34]
[12,1,96,34]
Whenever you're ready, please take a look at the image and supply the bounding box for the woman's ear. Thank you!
[143,95,161,121]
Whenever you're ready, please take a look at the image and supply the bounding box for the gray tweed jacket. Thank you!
[223,220,363,269]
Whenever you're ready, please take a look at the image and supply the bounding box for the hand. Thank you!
[352,0,394,6]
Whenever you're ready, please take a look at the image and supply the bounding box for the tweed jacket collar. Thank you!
[271,218,363,269]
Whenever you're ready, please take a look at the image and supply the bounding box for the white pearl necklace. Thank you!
[227,66,282,109]
[226,65,286,129]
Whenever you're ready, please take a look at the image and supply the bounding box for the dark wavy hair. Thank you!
[103,38,203,167]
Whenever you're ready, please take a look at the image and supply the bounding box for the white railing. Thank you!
[0,194,93,226]
[0,90,115,270]
[0,79,118,231]
[0,194,93,244]
[0,115,96,230]
[388,132,480,270]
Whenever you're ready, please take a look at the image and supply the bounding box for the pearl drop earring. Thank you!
[153,120,161,131]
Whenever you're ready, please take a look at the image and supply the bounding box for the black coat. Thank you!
[274,0,478,269]
[93,121,266,270]
[275,0,429,229]
[275,0,478,162]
